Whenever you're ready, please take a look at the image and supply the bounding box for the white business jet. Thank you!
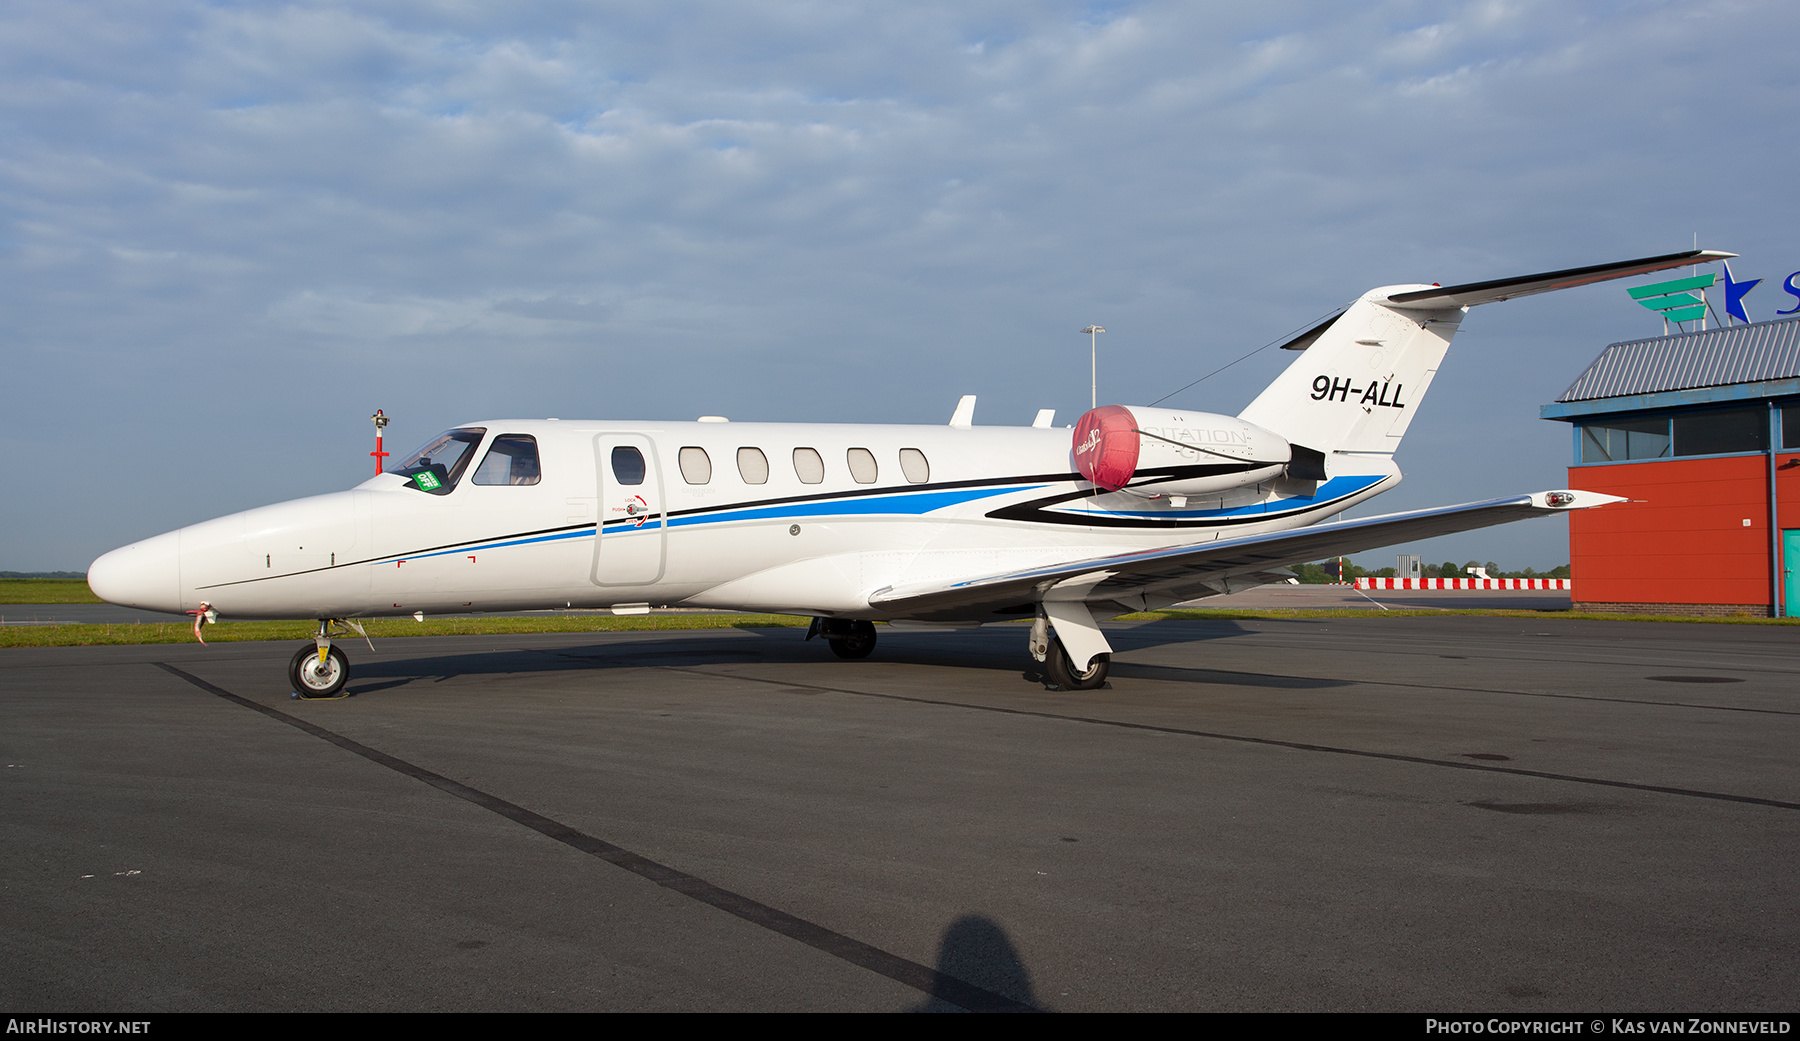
[89,250,1730,697]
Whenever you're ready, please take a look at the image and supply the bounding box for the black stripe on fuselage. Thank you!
[986,483,1360,529]
[658,470,1084,520]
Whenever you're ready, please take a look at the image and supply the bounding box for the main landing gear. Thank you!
[289,618,369,699]
[1044,641,1111,690]
[1030,606,1112,690]
[807,618,878,659]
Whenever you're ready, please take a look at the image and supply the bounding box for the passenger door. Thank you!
[592,433,667,587]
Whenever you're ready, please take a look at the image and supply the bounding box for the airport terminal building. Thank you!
[1542,315,1800,617]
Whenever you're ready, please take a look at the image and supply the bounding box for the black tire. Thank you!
[289,644,350,698]
[829,620,877,659]
[1045,640,1109,690]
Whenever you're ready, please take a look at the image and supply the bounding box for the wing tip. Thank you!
[1535,489,1628,510]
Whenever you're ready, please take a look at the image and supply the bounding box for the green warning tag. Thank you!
[412,471,442,491]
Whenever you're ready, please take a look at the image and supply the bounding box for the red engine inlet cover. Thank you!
[1072,405,1140,491]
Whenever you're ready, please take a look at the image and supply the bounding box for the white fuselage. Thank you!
[88,418,1399,622]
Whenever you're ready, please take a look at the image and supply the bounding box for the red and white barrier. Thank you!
[1356,578,1570,590]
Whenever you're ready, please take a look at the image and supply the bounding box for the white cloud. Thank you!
[3,0,1797,567]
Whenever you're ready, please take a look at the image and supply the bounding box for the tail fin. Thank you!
[1238,249,1734,459]
[1238,286,1463,458]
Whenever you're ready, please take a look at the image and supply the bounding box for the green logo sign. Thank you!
[412,471,442,491]
[1627,273,1715,324]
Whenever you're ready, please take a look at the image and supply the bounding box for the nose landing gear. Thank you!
[290,643,349,699]
[289,618,370,699]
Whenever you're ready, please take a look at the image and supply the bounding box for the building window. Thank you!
[1781,405,1800,451]
[737,447,770,484]
[793,448,825,484]
[1580,407,1778,463]
[679,447,712,485]
[1672,408,1767,456]
[1580,418,1669,463]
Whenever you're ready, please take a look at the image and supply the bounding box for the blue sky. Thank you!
[5,0,1797,571]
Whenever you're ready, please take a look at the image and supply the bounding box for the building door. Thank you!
[592,433,667,587]
[1785,530,1800,618]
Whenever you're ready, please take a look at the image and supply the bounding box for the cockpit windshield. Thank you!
[391,428,487,494]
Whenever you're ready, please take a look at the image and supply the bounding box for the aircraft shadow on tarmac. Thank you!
[326,620,1349,698]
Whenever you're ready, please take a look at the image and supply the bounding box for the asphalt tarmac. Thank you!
[3,616,1796,1012]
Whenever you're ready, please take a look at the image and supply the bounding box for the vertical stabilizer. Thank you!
[1238,287,1463,458]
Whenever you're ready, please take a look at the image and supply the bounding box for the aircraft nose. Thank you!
[88,530,182,613]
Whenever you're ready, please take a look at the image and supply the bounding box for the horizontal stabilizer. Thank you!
[1385,249,1735,310]
[867,490,1622,622]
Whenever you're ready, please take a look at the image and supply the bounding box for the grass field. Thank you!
[0,612,814,648]
[0,579,101,604]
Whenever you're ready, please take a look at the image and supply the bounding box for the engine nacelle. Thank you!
[1071,405,1293,494]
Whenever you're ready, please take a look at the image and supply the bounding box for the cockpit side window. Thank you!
[393,428,487,494]
[472,435,542,486]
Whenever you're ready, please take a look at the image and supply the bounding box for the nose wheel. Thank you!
[289,644,350,699]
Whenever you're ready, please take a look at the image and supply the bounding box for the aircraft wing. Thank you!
[866,490,1621,621]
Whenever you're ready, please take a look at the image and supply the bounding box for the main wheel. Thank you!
[1045,640,1109,690]
[829,620,877,659]
[289,644,350,699]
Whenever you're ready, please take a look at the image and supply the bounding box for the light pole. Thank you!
[1081,325,1105,409]
[370,409,390,476]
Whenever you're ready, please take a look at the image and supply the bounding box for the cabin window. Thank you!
[793,448,825,484]
[899,448,929,484]
[737,447,770,484]
[472,435,542,485]
[679,447,712,485]
[847,447,878,484]
[393,427,487,494]
[611,446,647,486]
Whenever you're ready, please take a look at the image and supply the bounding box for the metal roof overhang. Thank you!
[1553,315,1800,404]
[1541,377,1800,421]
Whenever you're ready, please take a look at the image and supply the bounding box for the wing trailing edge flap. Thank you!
[866,490,1623,622]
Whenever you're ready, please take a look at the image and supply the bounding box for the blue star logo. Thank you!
[1722,261,1762,324]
